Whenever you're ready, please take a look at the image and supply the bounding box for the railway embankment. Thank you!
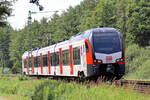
[0,76,149,100]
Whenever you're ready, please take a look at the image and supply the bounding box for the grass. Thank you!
[125,44,150,80]
[0,76,149,100]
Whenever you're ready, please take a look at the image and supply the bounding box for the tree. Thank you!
[0,0,11,27]
[0,26,12,73]
[127,0,150,46]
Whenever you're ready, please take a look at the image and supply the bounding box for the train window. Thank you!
[37,56,41,67]
[34,57,37,67]
[55,52,60,66]
[85,42,89,52]
[34,56,40,67]
[28,57,32,68]
[62,50,69,65]
[50,53,54,66]
[43,54,48,67]
[24,59,27,68]
[49,52,60,66]
[73,47,81,65]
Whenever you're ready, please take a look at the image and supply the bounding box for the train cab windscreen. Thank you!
[93,32,121,54]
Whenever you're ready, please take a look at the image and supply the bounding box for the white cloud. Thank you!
[7,0,83,30]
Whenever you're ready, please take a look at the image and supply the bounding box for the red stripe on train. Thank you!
[69,45,73,74]
[40,53,43,74]
[32,55,34,73]
[48,51,51,74]
[59,48,63,74]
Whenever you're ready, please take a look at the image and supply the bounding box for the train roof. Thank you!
[69,27,119,41]
[90,27,117,32]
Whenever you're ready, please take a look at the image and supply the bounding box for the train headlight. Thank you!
[116,58,123,62]
[116,59,120,62]
[98,59,102,63]
[94,60,97,62]
[94,59,103,63]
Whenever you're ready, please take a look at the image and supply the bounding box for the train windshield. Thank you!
[93,32,121,54]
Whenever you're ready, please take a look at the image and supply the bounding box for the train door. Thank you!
[53,52,59,75]
[28,54,32,75]
[80,42,87,77]
[82,43,87,68]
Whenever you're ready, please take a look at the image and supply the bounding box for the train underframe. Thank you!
[87,63,125,80]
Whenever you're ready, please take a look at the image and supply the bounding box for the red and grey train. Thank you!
[22,27,125,79]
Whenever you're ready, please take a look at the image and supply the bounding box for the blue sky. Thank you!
[7,0,83,29]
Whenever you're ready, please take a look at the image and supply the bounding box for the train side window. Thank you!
[34,57,37,67]
[55,52,60,66]
[73,47,81,65]
[50,53,54,66]
[85,42,89,52]
[37,56,41,67]
[28,57,32,68]
[62,50,69,65]
[43,54,48,67]
[24,59,27,68]
[34,56,40,67]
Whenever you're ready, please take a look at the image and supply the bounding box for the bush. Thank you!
[32,80,149,100]
[18,75,30,81]
[0,78,20,94]
[0,67,12,74]
[0,78,149,100]
[125,44,150,79]
[134,59,150,79]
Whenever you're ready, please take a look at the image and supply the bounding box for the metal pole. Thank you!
[122,1,126,49]
[1,53,4,74]
[28,10,32,74]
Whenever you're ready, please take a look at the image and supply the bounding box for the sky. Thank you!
[7,0,83,30]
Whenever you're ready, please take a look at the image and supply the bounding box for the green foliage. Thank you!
[9,30,25,73]
[18,75,30,81]
[0,77,20,94]
[32,79,150,100]
[0,77,149,100]
[0,67,12,74]
[0,26,12,73]
[0,1,11,27]
[0,77,41,100]
[92,0,118,28]
[125,44,150,79]
[135,59,150,79]
[127,0,150,46]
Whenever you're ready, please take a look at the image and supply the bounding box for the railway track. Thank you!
[0,74,150,94]
[0,74,19,77]
[114,80,150,94]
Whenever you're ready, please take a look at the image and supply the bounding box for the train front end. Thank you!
[87,28,125,79]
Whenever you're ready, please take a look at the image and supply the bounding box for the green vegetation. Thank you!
[0,77,149,100]
[0,0,150,79]
[0,1,149,99]
[125,44,150,79]
[0,0,11,27]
